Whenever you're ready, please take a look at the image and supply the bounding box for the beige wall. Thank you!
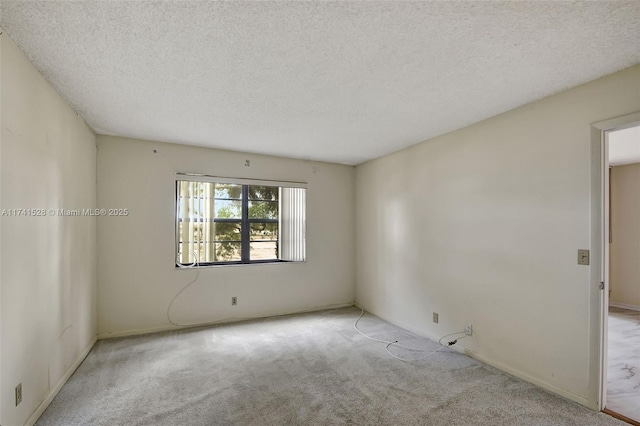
[1,17,636,422]
[610,163,640,308]
[1,32,97,426]
[356,65,640,408]
[96,136,355,337]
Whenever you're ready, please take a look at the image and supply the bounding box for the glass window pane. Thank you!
[215,242,241,262]
[177,180,303,265]
[215,184,242,199]
[214,200,242,219]
[214,222,241,242]
[248,185,279,201]
[248,201,278,219]
[250,222,278,241]
[250,241,278,260]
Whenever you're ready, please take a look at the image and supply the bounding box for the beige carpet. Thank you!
[36,307,623,426]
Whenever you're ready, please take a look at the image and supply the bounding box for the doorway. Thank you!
[605,124,640,424]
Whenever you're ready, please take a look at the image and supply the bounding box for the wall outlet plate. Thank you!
[465,324,473,336]
[15,383,22,406]
[433,312,439,323]
[231,296,237,306]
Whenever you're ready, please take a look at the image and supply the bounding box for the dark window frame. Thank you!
[176,182,285,267]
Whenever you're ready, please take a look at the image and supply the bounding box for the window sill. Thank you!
[175,259,305,269]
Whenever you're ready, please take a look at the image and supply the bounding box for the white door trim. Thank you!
[590,112,640,411]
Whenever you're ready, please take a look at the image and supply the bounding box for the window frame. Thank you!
[175,173,307,268]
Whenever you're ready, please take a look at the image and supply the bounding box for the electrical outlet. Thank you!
[15,383,22,406]
[433,312,439,323]
[465,324,473,336]
[231,297,237,306]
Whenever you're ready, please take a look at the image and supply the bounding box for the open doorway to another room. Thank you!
[607,124,640,424]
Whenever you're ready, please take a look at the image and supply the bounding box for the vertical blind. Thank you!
[177,181,216,264]
[280,187,306,262]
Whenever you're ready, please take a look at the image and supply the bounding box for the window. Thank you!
[175,174,306,266]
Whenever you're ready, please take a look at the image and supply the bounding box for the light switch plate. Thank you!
[15,383,22,406]
[578,249,590,265]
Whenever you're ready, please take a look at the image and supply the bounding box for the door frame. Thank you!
[590,112,640,411]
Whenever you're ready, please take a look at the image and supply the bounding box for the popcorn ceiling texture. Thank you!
[1,1,639,165]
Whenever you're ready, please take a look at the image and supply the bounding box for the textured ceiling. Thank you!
[1,1,639,165]
[609,125,640,166]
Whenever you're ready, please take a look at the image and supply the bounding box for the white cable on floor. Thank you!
[385,341,446,362]
[354,307,468,362]
[167,251,202,327]
[354,307,397,344]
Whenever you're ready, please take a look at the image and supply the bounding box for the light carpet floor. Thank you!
[607,306,640,422]
[36,307,624,426]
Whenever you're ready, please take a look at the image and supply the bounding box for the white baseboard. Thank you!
[609,302,640,312]
[354,305,592,409]
[25,337,97,426]
[353,304,463,353]
[97,302,356,340]
[463,350,591,408]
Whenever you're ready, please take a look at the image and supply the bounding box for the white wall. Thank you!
[97,136,355,337]
[1,32,97,426]
[610,162,640,308]
[356,65,640,408]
